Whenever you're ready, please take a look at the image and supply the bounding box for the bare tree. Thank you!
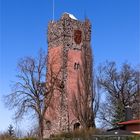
[97,61,139,127]
[14,126,24,139]
[4,49,62,140]
[71,47,99,129]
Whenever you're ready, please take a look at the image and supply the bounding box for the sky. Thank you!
[0,0,140,132]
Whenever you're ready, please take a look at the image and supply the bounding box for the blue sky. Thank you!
[0,0,139,132]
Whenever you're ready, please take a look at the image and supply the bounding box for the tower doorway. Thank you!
[74,122,80,130]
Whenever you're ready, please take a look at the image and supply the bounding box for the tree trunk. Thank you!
[38,116,44,140]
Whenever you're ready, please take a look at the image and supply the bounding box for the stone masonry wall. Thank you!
[43,13,92,138]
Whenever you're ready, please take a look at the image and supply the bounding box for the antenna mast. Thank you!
[84,9,87,20]
[53,0,55,21]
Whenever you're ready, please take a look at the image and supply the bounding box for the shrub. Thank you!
[0,132,16,140]
[45,128,140,140]
[49,128,101,139]
[19,138,37,140]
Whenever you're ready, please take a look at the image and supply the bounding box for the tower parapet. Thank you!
[47,13,91,49]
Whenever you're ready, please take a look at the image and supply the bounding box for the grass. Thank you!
[47,128,101,139]
[1,129,139,140]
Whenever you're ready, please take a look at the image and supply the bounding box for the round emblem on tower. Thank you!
[74,30,82,44]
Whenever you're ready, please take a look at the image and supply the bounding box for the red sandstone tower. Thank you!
[43,13,92,138]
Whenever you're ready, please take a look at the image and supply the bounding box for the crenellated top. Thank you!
[47,13,91,48]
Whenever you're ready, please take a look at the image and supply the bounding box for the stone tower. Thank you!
[43,13,92,138]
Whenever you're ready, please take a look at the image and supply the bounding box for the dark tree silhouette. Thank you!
[8,124,15,138]
[97,61,139,127]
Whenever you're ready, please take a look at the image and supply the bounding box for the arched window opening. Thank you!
[46,120,51,130]
[74,122,80,130]
[74,62,80,70]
